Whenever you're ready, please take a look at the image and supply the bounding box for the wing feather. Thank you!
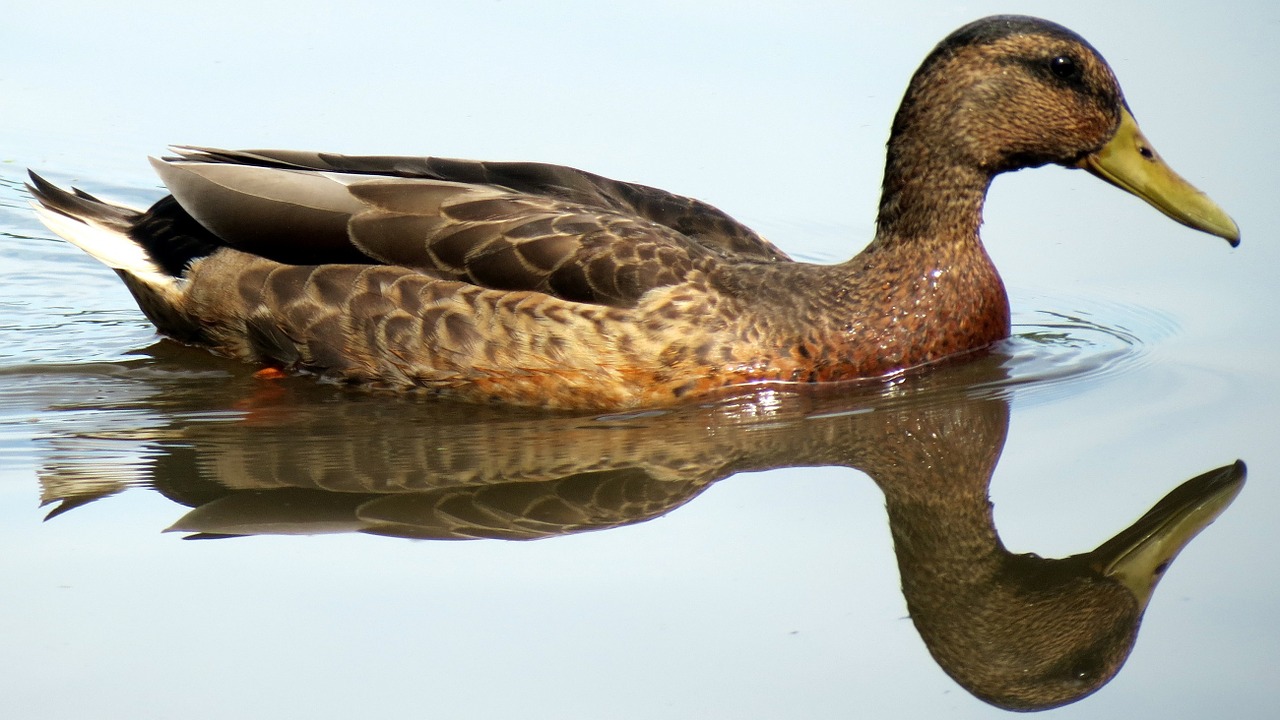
[169,146,790,260]
[156,147,790,307]
[345,180,708,307]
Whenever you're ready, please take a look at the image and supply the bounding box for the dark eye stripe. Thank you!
[1002,54,1090,92]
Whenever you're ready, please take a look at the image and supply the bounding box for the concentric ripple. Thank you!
[993,290,1178,403]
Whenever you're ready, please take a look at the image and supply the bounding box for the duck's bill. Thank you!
[1090,460,1245,610]
[1075,107,1240,246]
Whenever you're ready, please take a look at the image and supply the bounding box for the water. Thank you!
[2,3,1278,718]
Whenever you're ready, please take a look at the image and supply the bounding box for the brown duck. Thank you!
[28,15,1238,409]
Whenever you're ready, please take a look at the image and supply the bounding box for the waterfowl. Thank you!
[28,15,1238,410]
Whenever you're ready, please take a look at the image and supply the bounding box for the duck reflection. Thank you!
[37,348,1243,711]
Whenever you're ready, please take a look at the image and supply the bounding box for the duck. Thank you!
[28,15,1239,410]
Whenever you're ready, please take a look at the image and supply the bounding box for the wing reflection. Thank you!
[35,349,1243,711]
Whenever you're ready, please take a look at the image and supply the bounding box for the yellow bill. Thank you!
[1090,460,1245,610]
[1076,107,1240,246]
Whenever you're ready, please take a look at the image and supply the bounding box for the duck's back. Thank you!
[152,147,791,308]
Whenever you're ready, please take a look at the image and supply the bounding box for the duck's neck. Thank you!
[870,407,1008,598]
[801,148,1009,375]
[872,137,994,248]
[847,400,1011,593]
[883,481,1006,599]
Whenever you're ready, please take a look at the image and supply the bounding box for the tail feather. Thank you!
[27,171,234,344]
[28,171,228,285]
[27,171,172,289]
[27,171,141,226]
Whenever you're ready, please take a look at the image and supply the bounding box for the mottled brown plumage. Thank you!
[28,16,1237,409]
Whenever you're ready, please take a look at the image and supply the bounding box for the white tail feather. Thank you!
[32,203,177,291]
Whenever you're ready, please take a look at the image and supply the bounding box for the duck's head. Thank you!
[901,461,1245,711]
[886,15,1238,244]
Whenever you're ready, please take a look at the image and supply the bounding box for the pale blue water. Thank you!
[1,3,1277,718]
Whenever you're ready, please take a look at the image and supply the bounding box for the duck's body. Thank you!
[29,16,1236,409]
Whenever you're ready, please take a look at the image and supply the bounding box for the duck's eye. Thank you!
[1049,55,1081,82]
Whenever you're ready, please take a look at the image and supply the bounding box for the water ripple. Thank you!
[994,293,1177,404]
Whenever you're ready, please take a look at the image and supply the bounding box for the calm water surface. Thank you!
[2,2,1278,719]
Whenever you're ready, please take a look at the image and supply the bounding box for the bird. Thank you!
[28,15,1239,410]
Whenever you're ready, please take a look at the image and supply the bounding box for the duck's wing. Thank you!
[170,147,790,261]
[154,148,789,308]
